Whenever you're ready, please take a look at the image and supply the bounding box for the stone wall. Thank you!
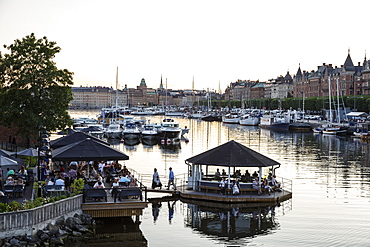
[0,194,83,238]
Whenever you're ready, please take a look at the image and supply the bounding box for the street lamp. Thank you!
[37,129,51,182]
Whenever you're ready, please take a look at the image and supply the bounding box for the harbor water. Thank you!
[70,110,370,247]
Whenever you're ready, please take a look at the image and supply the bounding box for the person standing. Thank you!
[167,167,177,190]
[152,168,162,189]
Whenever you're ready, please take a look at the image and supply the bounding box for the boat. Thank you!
[122,122,141,140]
[222,113,240,124]
[141,123,158,139]
[104,123,123,139]
[260,113,290,130]
[158,118,182,145]
[239,114,260,126]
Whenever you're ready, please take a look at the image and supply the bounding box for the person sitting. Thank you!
[252,178,262,195]
[271,175,281,190]
[47,177,55,185]
[18,166,28,176]
[232,179,241,195]
[221,169,227,176]
[5,176,15,186]
[55,176,65,186]
[16,177,24,186]
[214,168,221,180]
[252,171,258,179]
[262,178,272,195]
[6,168,14,177]
[129,175,137,187]
[244,170,251,182]
[219,177,227,195]
[94,181,104,189]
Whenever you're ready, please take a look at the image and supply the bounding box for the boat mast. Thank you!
[115,66,119,108]
[328,75,332,125]
[336,78,341,123]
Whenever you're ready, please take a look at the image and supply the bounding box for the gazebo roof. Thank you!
[185,140,280,167]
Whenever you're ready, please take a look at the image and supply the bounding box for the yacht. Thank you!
[222,113,240,124]
[104,123,123,139]
[158,118,182,145]
[239,114,260,126]
[123,122,141,140]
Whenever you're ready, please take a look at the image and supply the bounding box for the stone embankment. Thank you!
[0,213,94,246]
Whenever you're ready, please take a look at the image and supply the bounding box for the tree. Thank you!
[0,33,73,141]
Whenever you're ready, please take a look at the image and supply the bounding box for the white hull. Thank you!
[239,116,260,126]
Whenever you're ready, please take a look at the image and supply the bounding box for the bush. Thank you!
[0,203,10,213]
[70,178,84,196]
[8,201,22,211]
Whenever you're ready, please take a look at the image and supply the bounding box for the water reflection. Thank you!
[76,217,147,246]
[183,199,291,244]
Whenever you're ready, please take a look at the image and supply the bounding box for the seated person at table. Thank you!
[6,168,14,177]
[119,175,130,186]
[252,171,259,179]
[262,178,272,195]
[219,177,227,195]
[16,177,24,185]
[47,177,55,185]
[94,181,105,188]
[232,179,241,195]
[18,166,28,176]
[129,175,137,187]
[5,176,15,186]
[44,175,51,185]
[112,177,120,188]
[55,176,65,186]
[214,169,220,179]
[221,169,227,176]
[252,178,262,195]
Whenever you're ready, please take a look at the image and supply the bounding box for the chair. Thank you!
[13,185,24,198]
[3,185,14,198]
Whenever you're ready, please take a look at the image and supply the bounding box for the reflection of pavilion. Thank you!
[183,199,291,242]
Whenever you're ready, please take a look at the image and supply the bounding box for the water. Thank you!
[70,110,370,246]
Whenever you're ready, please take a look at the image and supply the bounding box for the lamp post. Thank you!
[37,129,51,182]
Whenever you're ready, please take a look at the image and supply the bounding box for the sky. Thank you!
[1,0,369,92]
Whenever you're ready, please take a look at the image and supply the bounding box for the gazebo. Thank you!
[185,140,280,190]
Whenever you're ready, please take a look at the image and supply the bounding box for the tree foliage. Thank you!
[0,33,73,139]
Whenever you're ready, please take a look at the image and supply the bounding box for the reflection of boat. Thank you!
[182,199,287,241]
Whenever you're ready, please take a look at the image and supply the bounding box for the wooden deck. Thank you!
[179,188,292,204]
[82,190,148,218]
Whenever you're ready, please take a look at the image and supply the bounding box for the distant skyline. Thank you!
[1,0,369,91]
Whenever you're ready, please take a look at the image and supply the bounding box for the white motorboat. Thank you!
[159,118,182,145]
[123,122,141,139]
[104,124,123,139]
[141,123,158,139]
[239,114,260,126]
[222,113,240,124]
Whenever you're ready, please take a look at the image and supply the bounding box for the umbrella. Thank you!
[52,138,129,162]
[50,131,108,149]
[0,149,14,158]
[0,155,18,167]
[185,140,280,167]
[16,148,39,157]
